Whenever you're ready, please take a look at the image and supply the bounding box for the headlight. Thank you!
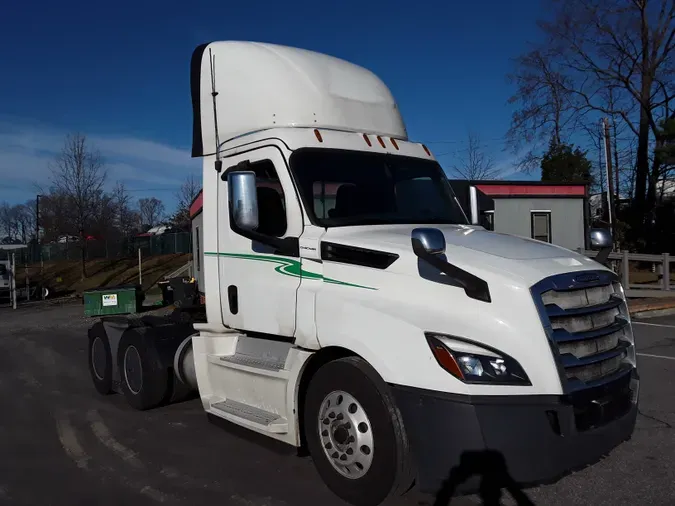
[425,332,531,385]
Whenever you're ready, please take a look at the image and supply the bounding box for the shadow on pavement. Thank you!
[432,450,535,506]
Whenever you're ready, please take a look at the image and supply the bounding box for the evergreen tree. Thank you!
[655,114,675,169]
[540,140,593,183]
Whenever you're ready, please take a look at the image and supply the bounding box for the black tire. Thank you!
[303,357,414,506]
[116,328,170,410]
[166,373,196,404]
[87,323,113,395]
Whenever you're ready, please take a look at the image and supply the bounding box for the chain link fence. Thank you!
[4,232,193,266]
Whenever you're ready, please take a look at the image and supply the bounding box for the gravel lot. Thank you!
[0,301,673,506]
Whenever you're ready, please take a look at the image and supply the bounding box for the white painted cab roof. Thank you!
[190,41,407,157]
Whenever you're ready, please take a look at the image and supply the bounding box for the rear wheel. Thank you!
[87,323,112,395]
[304,357,414,506]
[117,329,170,410]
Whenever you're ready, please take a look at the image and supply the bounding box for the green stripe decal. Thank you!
[204,252,376,290]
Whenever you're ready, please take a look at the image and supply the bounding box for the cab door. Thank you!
[217,146,303,338]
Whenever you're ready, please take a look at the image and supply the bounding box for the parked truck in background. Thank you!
[87,41,639,506]
[0,260,10,298]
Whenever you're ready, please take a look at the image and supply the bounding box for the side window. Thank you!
[249,159,287,237]
[531,211,551,243]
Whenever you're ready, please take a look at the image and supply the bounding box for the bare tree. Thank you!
[111,182,140,236]
[89,194,118,239]
[451,132,502,180]
[39,193,74,243]
[139,197,165,229]
[576,88,639,197]
[506,48,581,171]
[171,174,201,229]
[0,202,16,242]
[0,203,30,243]
[12,204,34,244]
[512,0,674,235]
[48,133,107,279]
[177,174,200,214]
[22,198,39,242]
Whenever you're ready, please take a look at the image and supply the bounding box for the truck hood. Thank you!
[321,224,602,285]
[324,224,577,260]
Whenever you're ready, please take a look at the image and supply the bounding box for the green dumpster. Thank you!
[83,284,144,317]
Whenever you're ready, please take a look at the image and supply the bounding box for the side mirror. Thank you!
[589,227,612,265]
[589,228,612,250]
[411,227,446,256]
[228,171,259,231]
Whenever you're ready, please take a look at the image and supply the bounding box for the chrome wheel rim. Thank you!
[123,346,143,395]
[318,390,374,479]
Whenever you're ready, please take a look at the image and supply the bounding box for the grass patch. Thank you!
[15,254,191,296]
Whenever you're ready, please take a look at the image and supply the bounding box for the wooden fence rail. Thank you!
[580,249,672,296]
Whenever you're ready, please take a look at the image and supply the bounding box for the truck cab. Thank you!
[89,41,639,506]
[189,41,638,504]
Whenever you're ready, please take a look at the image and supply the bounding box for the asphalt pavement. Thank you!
[0,302,673,506]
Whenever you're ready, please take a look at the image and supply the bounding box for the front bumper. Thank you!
[391,369,638,495]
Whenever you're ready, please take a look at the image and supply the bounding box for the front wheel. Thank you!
[304,357,414,506]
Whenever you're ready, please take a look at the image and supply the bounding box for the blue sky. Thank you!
[0,0,546,208]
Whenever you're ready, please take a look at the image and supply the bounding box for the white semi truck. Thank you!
[87,41,639,506]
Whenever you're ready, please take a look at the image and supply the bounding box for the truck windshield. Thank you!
[289,148,468,228]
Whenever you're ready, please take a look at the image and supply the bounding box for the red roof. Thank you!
[190,190,203,219]
[475,184,586,197]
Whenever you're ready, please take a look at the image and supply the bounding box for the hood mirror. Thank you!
[410,226,491,303]
[589,227,612,265]
[589,228,612,250]
[411,228,446,256]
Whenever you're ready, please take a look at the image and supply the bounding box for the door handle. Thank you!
[227,285,238,314]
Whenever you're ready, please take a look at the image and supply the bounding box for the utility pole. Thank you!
[36,194,44,293]
[138,247,143,286]
[610,116,620,203]
[11,253,17,310]
[602,118,615,238]
[35,194,40,244]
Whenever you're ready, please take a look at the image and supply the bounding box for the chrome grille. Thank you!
[531,271,635,393]
[550,306,621,334]
[565,351,626,383]
[541,283,617,309]
[558,328,623,358]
